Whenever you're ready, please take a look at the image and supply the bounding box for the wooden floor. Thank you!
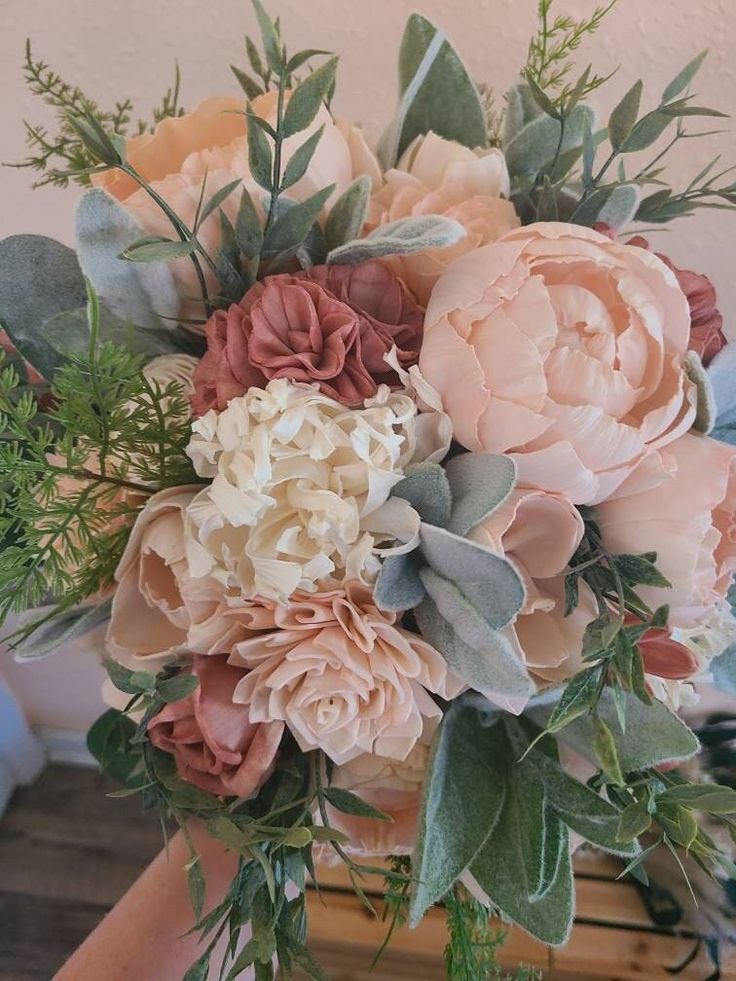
[0,765,731,980]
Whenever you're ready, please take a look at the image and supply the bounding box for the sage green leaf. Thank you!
[658,783,736,814]
[608,80,643,151]
[621,111,673,152]
[613,553,671,588]
[264,185,334,255]
[103,657,156,696]
[121,236,197,262]
[444,453,516,537]
[504,83,544,145]
[378,13,487,167]
[531,688,699,771]
[505,105,595,179]
[592,715,625,786]
[684,350,716,434]
[251,0,282,74]
[197,179,243,228]
[419,524,525,629]
[617,800,653,842]
[323,786,391,821]
[596,184,641,230]
[286,48,331,74]
[662,51,708,103]
[324,175,372,251]
[544,666,602,734]
[415,584,534,702]
[247,108,274,191]
[390,462,452,527]
[86,709,140,787]
[76,189,180,331]
[13,599,112,662]
[409,700,506,925]
[236,187,265,259]
[282,58,338,137]
[326,215,465,266]
[186,856,206,920]
[281,126,325,191]
[374,553,425,612]
[183,953,211,981]
[231,65,263,101]
[157,673,200,704]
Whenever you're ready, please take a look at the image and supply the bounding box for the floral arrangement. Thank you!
[3,1,736,978]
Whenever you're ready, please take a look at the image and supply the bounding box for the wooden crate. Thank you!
[296,855,735,980]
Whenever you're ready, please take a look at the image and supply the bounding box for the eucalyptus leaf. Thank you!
[251,0,282,74]
[282,58,337,137]
[324,175,372,251]
[621,111,673,153]
[247,108,274,192]
[444,452,516,537]
[326,215,465,266]
[197,178,243,228]
[378,13,487,168]
[13,599,112,662]
[322,786,391,821]
[390,462,452,527]
[281,126,325,191]
[236,187,265,259]
[186,856,206,920]
[76,190,181,331]
[662,51,708,103]
[608,80,643,151]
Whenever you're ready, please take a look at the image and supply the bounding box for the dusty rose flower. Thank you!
[229,582,462,765]
[635,625,700,680]
[367,132,520,303]
[191,261,424,414]
[598,433,736,652]
[106,487,273,665]
[470,488,596,687]
[420,222,697,505]
[148,655,284,798]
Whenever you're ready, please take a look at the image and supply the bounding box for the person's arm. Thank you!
[55,823,241,981]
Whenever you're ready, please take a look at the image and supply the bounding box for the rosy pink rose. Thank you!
[470,488,596,687]
[228,582,462,765]
[367,132,520,303]
[420,222,697,505]
[635,625,700,680]
[597,433,736,635]
[106,487,273,665]
[148,655,284,798]
[191,261,424,414]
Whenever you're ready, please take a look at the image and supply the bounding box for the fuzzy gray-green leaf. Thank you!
[608,80,643,151]
[684,350,716,434]
[505,104,595,179]
[444,452,516,537]
[265,185,334,255]
[326,215,465,266]
[390,462,452,527]
[324,175,372,251]
[662,51,708,104]
[373,553,425,612]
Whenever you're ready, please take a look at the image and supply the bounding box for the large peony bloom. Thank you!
[190,261,424,415]
[229,582,461,764]
[597,433,736,653]
[148,654,283,798]
[420,222,697,505]
[184,379,448,603]
[470,488,596,685]
[367,132,520,303]
[92,94,354,318]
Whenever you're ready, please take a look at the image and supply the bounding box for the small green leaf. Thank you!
[283,827,314,848]
[264,185,334,255]
[251,0,282,74]
[545,667,602,734]
[662,51,708,103]
[185,855,206,920]
[592,715,625,786]
[324,175,372,251]
[282,58,338,137]
[621,111,673,153]
[120,236,197,263]
[613,553,671,589]
[657,803,699,849]
[197,178,243,229]
[156,673,199,704]
[183,952,211,981]
[247,108,274,191]
[658,783,736,814]
[286,48,331,74]
[281,126,325,191]
[608,80,643,151]
[323,786,392,821]
[236,187,265,259]
[103,657,156,695]
[231,65,263,101]
[617,800,652,842]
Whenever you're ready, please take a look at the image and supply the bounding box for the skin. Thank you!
[54,824,243,981]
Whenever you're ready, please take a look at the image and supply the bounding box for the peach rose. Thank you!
[92,94,354,318]
[366,132,520,303]
[106,487,273,665]
[420,222,698,505]
[597,433,736,641]
[148,654,284,798]
[470,488,596,685]
[229,582,462,765]
[190,260,424,414]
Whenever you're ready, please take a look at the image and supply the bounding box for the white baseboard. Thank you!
[35,726,96,767]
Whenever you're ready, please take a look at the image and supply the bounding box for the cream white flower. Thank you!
[143,353,199,394]
[184,379,441,603]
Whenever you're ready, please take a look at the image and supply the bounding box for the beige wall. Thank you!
[0,0,735,728]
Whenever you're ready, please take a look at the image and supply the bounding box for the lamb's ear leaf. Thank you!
[75,189,180,330]
[324,175,372,252]
[444,453,516,537]
[377,13,487,168]
[529,688,699,770]
[390,462,452,527]
[572,183,641,230]
[684,351,716,434]
[419,523,525,628]
[416,575,533,703]
[12,599,112,662]
[504,82,544,145]
[505,104,595,180]
[326,215,465,266]
[409,700,506,926]
[373,553,425,612]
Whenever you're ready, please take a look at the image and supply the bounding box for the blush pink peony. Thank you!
[420,222,698,505]
[597,432,736,641]
[367,132,520,303]
[191,260,424,415]
[228,582,462,765]
[470,488,596,685]
[148,655,283,798]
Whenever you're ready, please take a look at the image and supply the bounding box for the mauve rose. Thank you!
[148,655,284,798]
[191,260,424,414]
[636,625,700,681]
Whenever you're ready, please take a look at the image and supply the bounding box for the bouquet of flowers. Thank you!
[3,1,736,977]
